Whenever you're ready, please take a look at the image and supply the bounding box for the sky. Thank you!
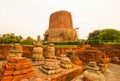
[0,0,120,40]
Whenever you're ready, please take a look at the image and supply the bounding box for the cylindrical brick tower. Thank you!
[49,11,73,29]
[44,10,78,42]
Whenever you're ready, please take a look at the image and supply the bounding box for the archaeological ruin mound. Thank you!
[44,10,78,42]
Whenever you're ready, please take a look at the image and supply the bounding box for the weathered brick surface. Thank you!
[92,44,120,59]
[22,46,33,58]
[49,10,73,29]
[50,67,83,81]
[44,10,78,42]
[1,76,13,81]
[0,44,10,59]
[5,64,15,71]
[1,58,35,81]
[3,71,13,76]
[70,57,83,66]
[0,44,120,65]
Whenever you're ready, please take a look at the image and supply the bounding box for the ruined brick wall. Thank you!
[44,10,78,42]
[1,44,120,62]
[0,45,34,59]
[22,46,34,58]
[92,44,120,59]
[0,45,10,59]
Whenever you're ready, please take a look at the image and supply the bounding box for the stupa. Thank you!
[45,43,56,59]
[83,61,105,81]
[40,59,61,74]
[58,54,73,69]
[32,35,44,61]
[40,43,62,74]
[1,44,35,81]
[7,44,23,59]
[44,10,78,42]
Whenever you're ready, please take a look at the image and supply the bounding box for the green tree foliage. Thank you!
[87,30,102,44]
[87,28,120,44]
[99,29,120,43]
[88,30,102,40]
[0,33,35,45]
[0,37,3,44]
[20,36,35,45]
[0,33,23,44]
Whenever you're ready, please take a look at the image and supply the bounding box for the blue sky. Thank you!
[0,0,120,39]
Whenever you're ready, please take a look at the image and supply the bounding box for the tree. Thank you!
[88,30,102,40]
[87,30,102,44]
[20,36,35,45]
[4,33,16,43]
[1,33,23,44]
[99,29,120,43]
[87,28,120,44]
[16,36,23,43]
[0,37,3,44]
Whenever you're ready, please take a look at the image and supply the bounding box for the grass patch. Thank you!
[43,45,77,48]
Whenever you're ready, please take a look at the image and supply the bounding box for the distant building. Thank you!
[44,10,78,42]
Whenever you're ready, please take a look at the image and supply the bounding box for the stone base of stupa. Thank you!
[7,53,22,60]
[40,66,62,75]
[45,56,57,59]
[32,54,45,61]
[40,59,61,74]
[60,63,73,69]
[32,60,44,66]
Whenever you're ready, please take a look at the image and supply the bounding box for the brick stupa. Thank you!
[1,44,35,81]
[32,35,44,61]
[44,10,78,42]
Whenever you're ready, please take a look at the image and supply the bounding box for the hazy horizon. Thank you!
[0,0,120,39]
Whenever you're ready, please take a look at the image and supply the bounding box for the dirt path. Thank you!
[103,63,120,81]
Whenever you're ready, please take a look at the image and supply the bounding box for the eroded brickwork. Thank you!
[44,10,78,42]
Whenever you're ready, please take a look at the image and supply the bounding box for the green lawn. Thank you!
[43,45,77,48]
[23,44,77,48]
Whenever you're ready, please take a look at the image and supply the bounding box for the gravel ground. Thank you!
[103,63,120,81]
[72,63,120,81]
